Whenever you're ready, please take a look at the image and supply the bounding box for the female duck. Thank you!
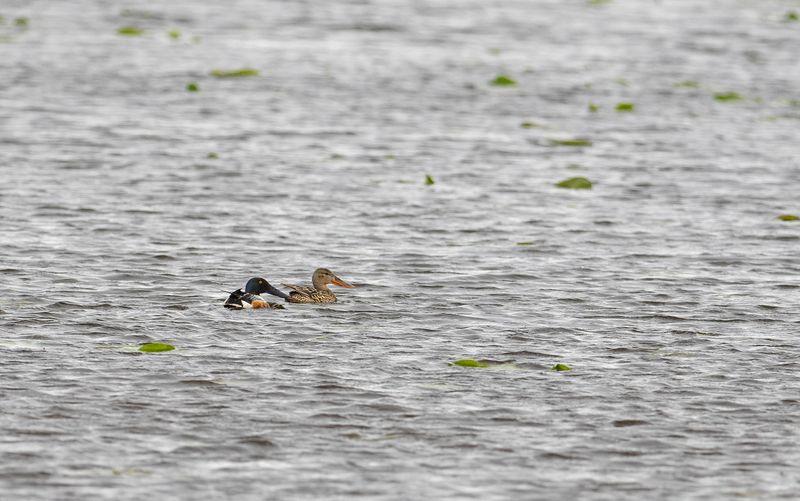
[224,277,290,309]
[282,268,353,303]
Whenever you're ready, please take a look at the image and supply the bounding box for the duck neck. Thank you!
[312,277,330,291]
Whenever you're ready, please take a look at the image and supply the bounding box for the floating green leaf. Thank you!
[14,17,29,27]
[714,92,743,102]
[556,177,593,189]
[210,68,259,78]
[616,102,635,112]
[551,363,572,371]
[588,0,612,5]
[186,82,199,92]
[207,152,219,159]
[778,214,799,221]
[117,26,144,36]
[676,80,699,88]
[785,11,799,22]
[588,103,599,112]
[168,29,181,39]
[550,138,592,147]
[490,75,516,86]
[520,121,537,129]
[139,343,175,353]
[516,241,535,246]
[450,359,490,368]
[425,174,435,185]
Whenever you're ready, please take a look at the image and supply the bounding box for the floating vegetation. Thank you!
[186,82,199,92]
[677,80,699,88]
[450,359,490,368]
[425,174,435,185]
[714,92,743,102]
[139,342,175,353]
[516,241,535,246]
[207,152,219,159]
[550,138,592,147]
[551,363,572,371]
[588,0,612,5]
[588,103,599,112]
[168,29,181,39]
[210,68,259,78]
[785,11,799,22]
[14,17,29,27]
[778,214,799,221]
[555,177,593,189]
[117,26,144,36]
[490,75,516,86]
[616,102,635,112]
[615,78,628,86]
[520,121,538,129]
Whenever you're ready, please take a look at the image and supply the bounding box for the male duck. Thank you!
[224,277,290,309]
[282,268,353,304]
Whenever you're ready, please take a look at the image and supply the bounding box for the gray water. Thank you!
[2,0,800,499]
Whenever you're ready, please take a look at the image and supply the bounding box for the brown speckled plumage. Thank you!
[283,268,353,304]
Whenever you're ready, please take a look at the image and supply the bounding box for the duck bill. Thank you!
[266,284,290,299]
[332,276,354,288]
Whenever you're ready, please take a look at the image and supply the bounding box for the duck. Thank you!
[224,277,290,309]
[282,268,353,303]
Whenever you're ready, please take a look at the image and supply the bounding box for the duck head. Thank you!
[244,277,290,299]
[311,268,354,290]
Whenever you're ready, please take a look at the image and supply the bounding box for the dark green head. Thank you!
[244,277,290,299]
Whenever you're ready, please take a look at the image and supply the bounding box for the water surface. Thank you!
[1,0,799,499]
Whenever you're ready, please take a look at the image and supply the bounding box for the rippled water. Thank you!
[2,0,800,499]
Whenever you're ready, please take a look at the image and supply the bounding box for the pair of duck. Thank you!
[224,268,353,309]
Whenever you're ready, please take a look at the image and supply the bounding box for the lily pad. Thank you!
[714,92,743,102]
[139,342,175,353]
[556,177,592,189]
[210,68,259,78]
[186,82,199,92]
[117,26,144,36]
[425,174,435,185]
[490,75,516,86]
[450,359,490,368]
[785,11,799,22]
[778,214,799,221]
[616,102,635,112]
[551,363,572,371]
[550,138,592,147]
